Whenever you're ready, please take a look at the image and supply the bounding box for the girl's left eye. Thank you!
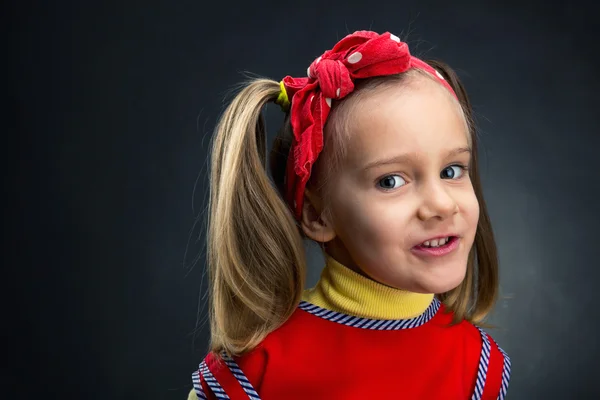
[441,165,468,179]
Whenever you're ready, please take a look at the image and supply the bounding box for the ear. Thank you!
[300,189,336,243]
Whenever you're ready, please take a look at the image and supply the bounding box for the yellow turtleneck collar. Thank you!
[301,255,435,320]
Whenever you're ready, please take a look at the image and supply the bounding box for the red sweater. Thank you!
[191,298,510,399]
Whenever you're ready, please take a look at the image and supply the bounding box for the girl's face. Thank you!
[324,76,479,294]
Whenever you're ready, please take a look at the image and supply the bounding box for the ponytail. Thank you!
[207,79,306,356]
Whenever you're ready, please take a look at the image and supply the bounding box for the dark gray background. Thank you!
[7,0,599,399]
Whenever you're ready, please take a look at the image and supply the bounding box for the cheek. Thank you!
[332,192,406,245]
[461,187,480,232]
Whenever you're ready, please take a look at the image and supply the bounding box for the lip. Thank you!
[411,236,461,258]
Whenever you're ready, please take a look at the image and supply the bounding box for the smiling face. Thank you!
[318,73,479,294]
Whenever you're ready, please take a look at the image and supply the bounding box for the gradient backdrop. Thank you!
[7,0,599,399]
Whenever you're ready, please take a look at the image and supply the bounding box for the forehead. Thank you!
[344,76,469,165]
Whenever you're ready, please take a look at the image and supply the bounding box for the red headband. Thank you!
[280,30,457,221]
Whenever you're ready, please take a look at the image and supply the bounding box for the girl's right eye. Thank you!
[378,175,406,190]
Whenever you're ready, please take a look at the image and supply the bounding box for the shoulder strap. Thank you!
[199,360,231,399]
[488,334,512,400]
[471,327,492,400]
[191,369,209,399]
[471,327,512,400]
[195,352,262,400]
[220,352,262,400]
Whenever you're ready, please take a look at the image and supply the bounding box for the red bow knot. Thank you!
[308,58,354,101]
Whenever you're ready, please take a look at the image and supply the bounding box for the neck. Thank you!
[302,255,434,320]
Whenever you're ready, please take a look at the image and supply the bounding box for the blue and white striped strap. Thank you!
[191,370,207,399]
[221,352,262,400]
[471,327,492,400]
[199,361,230,399]
[493,340,512,400]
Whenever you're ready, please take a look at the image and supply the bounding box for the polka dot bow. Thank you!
[280,30,457,221]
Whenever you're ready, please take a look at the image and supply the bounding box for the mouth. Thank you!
[411,236,460,257]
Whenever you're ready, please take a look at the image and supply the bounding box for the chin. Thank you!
[421,267,467,294]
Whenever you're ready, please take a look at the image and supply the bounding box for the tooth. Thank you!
[439,237,447,245]
[430,239,439,247]
[423,241,430,246]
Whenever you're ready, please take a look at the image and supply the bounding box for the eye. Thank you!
[441,164,468,179]
[378,174,406,190]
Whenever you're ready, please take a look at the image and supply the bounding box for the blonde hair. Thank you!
[206,62,499,356]
[207,79,306,355]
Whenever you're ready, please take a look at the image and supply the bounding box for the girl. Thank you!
[189,30,511,399]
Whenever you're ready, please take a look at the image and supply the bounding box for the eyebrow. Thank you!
[361,146,472,172]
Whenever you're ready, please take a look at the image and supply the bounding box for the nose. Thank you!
[416,179,459,221]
